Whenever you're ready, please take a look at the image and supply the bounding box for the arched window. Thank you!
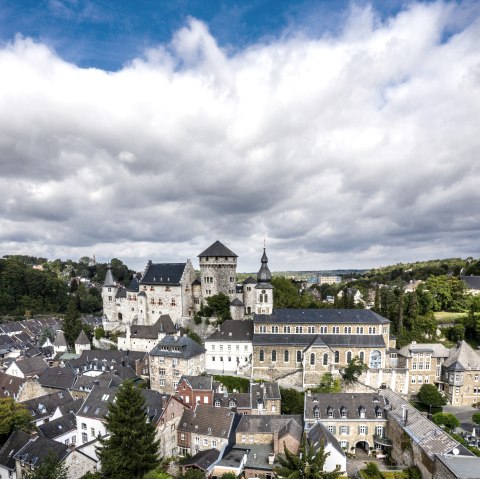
[296,351,302,363]
[370,350,382,368]
[334,351,340,363]
[346,351,352,363]
[310,353,315,366]
[259,350,264,362]
[272,350,277,362]
[359,351,365,363]
[323,353,328,366]
[264,294,268,303]
[284,326,291,333]
[284,350,289,362]
[272,326,278,333]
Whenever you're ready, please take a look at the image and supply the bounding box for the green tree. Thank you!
[24,451,68,479]
[220,473,237,479]
[143,471,173,479]
[314,373,341,393]
[472,412,480,425]
[204,293,232,324]
[274,436,341,479]
[280,388,305,415]
[62,297,83,349]
[417,384,447,408]
[362,462,383,479]
[178,470,205,479]
[0,397,34,444]
[98,380,160,479]
[341,357,367,384]
[432,412,459,431]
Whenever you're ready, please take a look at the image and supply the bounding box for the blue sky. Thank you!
[0,1,479,272]
[1,0,411,70]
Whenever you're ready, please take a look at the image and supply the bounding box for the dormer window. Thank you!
[359,407,366,418]
[327,407,334,418]
[313,406,320,419]
[340,407,347,418]
[377,410,383,418]
[215,400,221,407]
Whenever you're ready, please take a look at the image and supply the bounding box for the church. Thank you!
[101,240,273,331]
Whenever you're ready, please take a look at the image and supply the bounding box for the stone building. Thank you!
[149,335,205,394]
[304,392,389,456]
[397,342,450,395]
[440,340,480,406]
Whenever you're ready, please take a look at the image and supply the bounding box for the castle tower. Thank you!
[255,248,273,315]
[102,263,118,326]
[198,240,237,300]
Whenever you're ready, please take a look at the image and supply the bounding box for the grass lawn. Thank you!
[434,311,465,324]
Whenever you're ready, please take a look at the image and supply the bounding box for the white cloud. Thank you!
[0,3,479,272]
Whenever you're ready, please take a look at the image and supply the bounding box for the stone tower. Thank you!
[198,240,237,300]
[255,248,273,315]
[102,263,118,326]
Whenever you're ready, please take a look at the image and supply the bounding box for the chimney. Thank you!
[268,452,275,465]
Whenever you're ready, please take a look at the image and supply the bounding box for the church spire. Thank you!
[257,247,272,284]
[104,263,116,287]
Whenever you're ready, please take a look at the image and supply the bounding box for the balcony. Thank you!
[374,435,393,447]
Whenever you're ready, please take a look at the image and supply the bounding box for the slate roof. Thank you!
[230,298,244,307]
[254,309,390,324]
[14,435,69,467]
[71,372,123,392]
[253,333,386,348]
[243,276,257,285]
[179,404,239,438]
[141,263,186,286]
[179,375,214,391]
[206,320,253,343]
[304,393,387,421]
[250,382,281,401]
[21,390,80,421]
[181,448,220,471]
[461,276,480,290]
[0,430,31,472]
[13,357,48,376]
[443,341,480,371]
[214,392,251,409]
[307,422,345,457]
[38,412,76,439]
[198,241,237,258]
[192,278,201,286]
[236,415,303,436]
[116,288,126,299]
[0,371,26,398]
[149,335,205,359]
[127,277,140,292]
[75,330,90,345]
[123,315,176,340]
[38,365,76,390]
[68,349,147,371]
[398,342,450,358]
[434,453,480,478]
[54,331,68,348]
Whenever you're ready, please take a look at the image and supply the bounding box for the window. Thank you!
[215,400,221,407]
[91,428,95,437]
[411,376,416,384]
[334,351,340,363]
[195,437,200,445]
[377,410,383,418]
[272,350,277,362]
[341,426,348,435]
[360,425,367,435]
[82,433,88,443]
[212,440,217,447]
[227,344,231,351]
[259,326,266,333]
[296,326,303,333]
[272,325,278,333]
[341,440,348,448]
[82,423,87,430]
[159,368,166,376]
[284,350,289,362]
[359,351,365,363]
[344,326,351,334]
[310,353,315,366]
[242,435,246,443]
[328,409,334,418]
[320,326,327,333]
[284,326,291,333]
[323,353,328,366]
[297,351,302,363]
[259,350,265,362]
[328,426,334,433]
[203,439,208,446]
[376,425,383,436]
[181,433,185,440]
[159,379,165,386]
[308,326,315,333]
[346,351,352,363]
[332,326,339,333]
[314,408,320,419]
[356,327,364,334]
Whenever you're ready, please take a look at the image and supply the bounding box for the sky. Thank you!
[0,0,479,273]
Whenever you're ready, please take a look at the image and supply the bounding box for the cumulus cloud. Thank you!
[0,2,480,271]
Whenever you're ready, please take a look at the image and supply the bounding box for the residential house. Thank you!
[0,430,30,479]
[74,330,91,355]
[177,405,240,457]
[0,371,26,400]
[304,392,389,456]
[38,412,77,445]
[5,357,48,379]
[461,276,480,296]
[149,335,205,394]
[306,422,346,474]
[37,365,76,392]
[176,375,214,407]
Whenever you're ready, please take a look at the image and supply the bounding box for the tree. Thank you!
[178,470,205,479]
[472,412,480,425]
[274,436,341,479]
[0,397,34,444]
[417,384,447,408]
[314,373,341,393]
[97,380,160,478]
[62,296,83,348]
[24,451,68,479]
[220,474,237,479]
[341,357,367,384]
[432,412,459,431]
[205,293,232,323]
[280,388,305,415]
[143,471,173,479]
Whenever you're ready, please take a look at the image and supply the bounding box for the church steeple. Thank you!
[255,246,273,315]
[257,248,272,284]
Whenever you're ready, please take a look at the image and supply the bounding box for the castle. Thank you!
[102,240,273,331]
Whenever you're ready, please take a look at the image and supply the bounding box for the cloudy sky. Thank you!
[0,0,479,273]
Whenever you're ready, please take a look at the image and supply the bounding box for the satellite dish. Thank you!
[452,448,459,455]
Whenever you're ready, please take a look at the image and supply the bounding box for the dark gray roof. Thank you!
[230,298,244,307]
[250,382,281,402]
[0,430,31,471]
[179,375,214,391]
[127,277,140,292]
[125,315,176,340]
[22,390,80,421]
[443,341,480,372]
[76,386,118,419]
[141,263,186,285]
[214,392,251,409]
[38,412,76,439]
[14,435,69,467]
[150,335,205,359]
[461,276,480,290]
[54,331,68,348]
[179,404,240,438]
[192,278,201,286]
[206,320,253,343]
[180,448,220,471]
[243,276,257,285]
[116,288,126,299]
[104,264,116,287]
[236,415,303,438]
[307,422,345,457]
[434,453,480,478]
[257,249,272,284]
[68,349,147,371]
[254,309,390,324]
[198,241,237,258]
[38,366,76,389]
[71,372,123,392]
[14,357,48,376]
[0,371,26,398]
[75,330,90,345]
[304,393,387,420]
[253,334,315,347]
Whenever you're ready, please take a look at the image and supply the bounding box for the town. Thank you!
[1,241,480,479]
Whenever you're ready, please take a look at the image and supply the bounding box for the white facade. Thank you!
[205,339,252,374]
[76,415,106,445]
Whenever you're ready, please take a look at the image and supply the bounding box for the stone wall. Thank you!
[199,256,237,299]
